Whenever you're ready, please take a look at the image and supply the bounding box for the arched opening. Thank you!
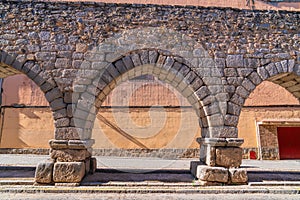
[71,50,210,172]
[0,74,54,152]
[239,73,300,160]
[92,73,201,162]
[0,52,56,154]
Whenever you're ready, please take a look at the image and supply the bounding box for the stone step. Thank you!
[0,184,300,194]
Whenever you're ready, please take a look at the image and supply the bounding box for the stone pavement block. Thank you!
[53,162,85,183]
[229,168,248,184]
[195,180,224,186]
[216,147,242,168]
[35,160,54,184]
[190,161,228,183]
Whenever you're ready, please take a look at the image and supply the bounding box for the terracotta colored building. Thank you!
[1,72,299,160]
[0,0,300,160]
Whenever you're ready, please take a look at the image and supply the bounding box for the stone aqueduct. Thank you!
[0,1,300,185]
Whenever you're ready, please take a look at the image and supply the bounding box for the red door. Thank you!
[277,127,300,159]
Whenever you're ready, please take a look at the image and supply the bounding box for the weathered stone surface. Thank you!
[49,139,68,149]
[227,102,241,116]
[226,55,243,68]
[265,63,278,77]
[35,52,56,61]
[216,147,243,168]
[248,72,262,85]
[85,159,91,174]
[195,86,210,100]
[199,144,216,166]
[226,138,244,147]
[55,183,80,186]
[90,157,97,174]
[122,56,134,70]
[50,149,91,162]
[55,127,91,140]
[53,162,85,183]
[68,139,95,149]
[195,180,223,186]
[35,160,54,184]
[190,161,228,183]
[224,114,239,126]
[76,43,88,53]
[54,117,70,128]
[257,67,269,80]
[242,78,256,92]
[50,98,66,111]
[229,168,248,184]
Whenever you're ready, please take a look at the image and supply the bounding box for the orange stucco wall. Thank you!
[0,74,299,149]
[92,107,200,149]
[238,107,300,148]
[2,74,49,106]
[0,108,54,148]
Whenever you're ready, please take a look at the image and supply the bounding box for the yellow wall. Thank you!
[238,107,300,148]
[0,108,54,148]
[0,75,299,150]
[92,108,200,149]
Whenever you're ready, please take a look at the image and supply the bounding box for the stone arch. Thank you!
[0,51,64,132]
[72,49,217,142]
[228,59,300,128]
[232,58,300,161]
[69,27,227,141]
[225,59,300,141]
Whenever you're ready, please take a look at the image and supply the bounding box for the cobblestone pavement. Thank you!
[1,193,300,200]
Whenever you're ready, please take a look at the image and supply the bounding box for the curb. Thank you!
[0,185,300,194]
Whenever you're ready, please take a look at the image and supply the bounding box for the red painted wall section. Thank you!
[277,127,300,159]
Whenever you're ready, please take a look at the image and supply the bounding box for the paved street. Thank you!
[1,193,300,200]
[0,154,300,199]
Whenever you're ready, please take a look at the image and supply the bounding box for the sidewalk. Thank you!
[0,154,300,171]
[0,154,300,194]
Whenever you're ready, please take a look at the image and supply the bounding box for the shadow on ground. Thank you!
[1,166,300,184]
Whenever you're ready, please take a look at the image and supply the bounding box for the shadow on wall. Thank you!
[92,78,201,150]
[0,74,54,148]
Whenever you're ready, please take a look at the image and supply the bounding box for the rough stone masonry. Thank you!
[0,0,299,185]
